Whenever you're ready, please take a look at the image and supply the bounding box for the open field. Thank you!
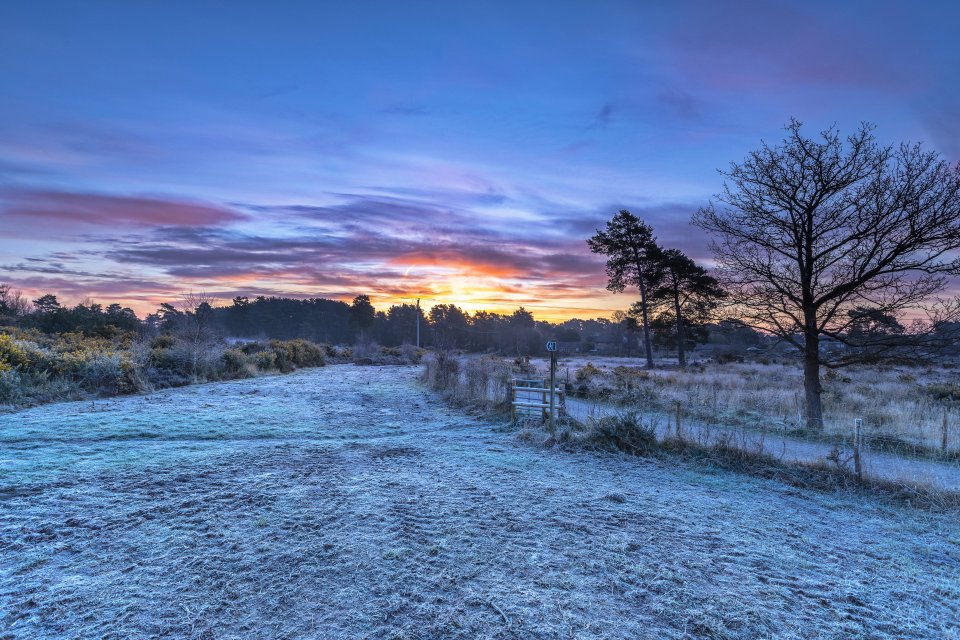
[530,356,960,455]
[2,365,959,639]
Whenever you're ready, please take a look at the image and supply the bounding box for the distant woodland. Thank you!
[0,286,757,357]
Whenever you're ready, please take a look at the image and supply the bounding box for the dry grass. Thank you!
[422,353,960,504]
[518,410,960,512]
[421,351,517,416]
[551,358,960,456]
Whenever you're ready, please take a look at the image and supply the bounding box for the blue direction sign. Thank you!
[546,340,557,352]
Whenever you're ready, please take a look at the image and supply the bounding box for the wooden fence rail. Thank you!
[512,378,564,421]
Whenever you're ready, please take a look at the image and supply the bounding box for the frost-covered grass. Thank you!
[1,365,958,638]
[543,356,960,455]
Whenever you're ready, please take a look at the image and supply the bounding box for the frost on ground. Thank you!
[1,366,958,639]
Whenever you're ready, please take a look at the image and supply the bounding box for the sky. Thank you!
[1,0,959,320]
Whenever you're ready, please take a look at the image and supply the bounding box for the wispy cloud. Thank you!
[1,189,245,229]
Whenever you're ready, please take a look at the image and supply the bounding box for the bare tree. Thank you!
[0,283,29,321]
[178,292,220,379]
[694,120,960,431]
[588,210,663,367]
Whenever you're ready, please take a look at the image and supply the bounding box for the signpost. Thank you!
[510,342,564,426]
[546,341,557,432]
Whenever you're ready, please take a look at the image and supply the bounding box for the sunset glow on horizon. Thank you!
[3,1,959,320]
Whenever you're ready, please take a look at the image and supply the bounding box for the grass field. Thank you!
[535,356,960,455]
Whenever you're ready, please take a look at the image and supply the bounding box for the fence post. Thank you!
[675,402,682,438]
[942,409,949,453]
[853,418,863,482]
[549,351,557,432]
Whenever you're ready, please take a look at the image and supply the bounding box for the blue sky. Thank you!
[2,0,958,318]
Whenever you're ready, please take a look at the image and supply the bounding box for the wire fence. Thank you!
[425,351,960,494]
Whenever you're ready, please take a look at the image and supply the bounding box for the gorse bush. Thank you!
[0,334,30,372]
[352,343,424,366]
[612,365,648,392]
[270,339,326,368]
[575,362,601,384]
[400,343,422,364]
[253,349,277,371]
[0,329,329,408]
[78,353,126,394]
[149,341,195,380]
[221,348,251,378]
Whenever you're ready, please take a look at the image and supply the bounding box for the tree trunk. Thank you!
[637,279,654,368]
[673,291,686,368]
[803,329,823,431]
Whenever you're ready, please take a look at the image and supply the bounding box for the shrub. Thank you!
[424,350,460,391]
[271,346,294,372]
[400,343,423,364]
[239,341,267,355]
[824,368,852,384]
[254,350,277,371]
[0,332,327,407]
[150,341,195,377]
[575,362,601,384]
[715,352,745,364]
[270,339,325,368]
[513,355,534,373]
[0,369,23,404]
[586,412,658,456]
[925,383,960,403]
[455,355,513,413]
[0,334,30,372]
[79,353,125,394]
[351,341,376,365]
[612,365,647,392]
[150,334,175,349]
[222,348,251,377]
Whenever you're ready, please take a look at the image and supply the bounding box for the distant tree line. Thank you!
[1,287,140,337]
[1,284,739,357]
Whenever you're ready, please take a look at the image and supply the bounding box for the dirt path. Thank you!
[1,366,958,639]
[565,397,960,491]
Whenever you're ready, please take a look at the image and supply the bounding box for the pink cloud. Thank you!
[1,189,245,227]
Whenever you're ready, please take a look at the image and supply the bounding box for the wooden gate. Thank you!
[512,378,564,421]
